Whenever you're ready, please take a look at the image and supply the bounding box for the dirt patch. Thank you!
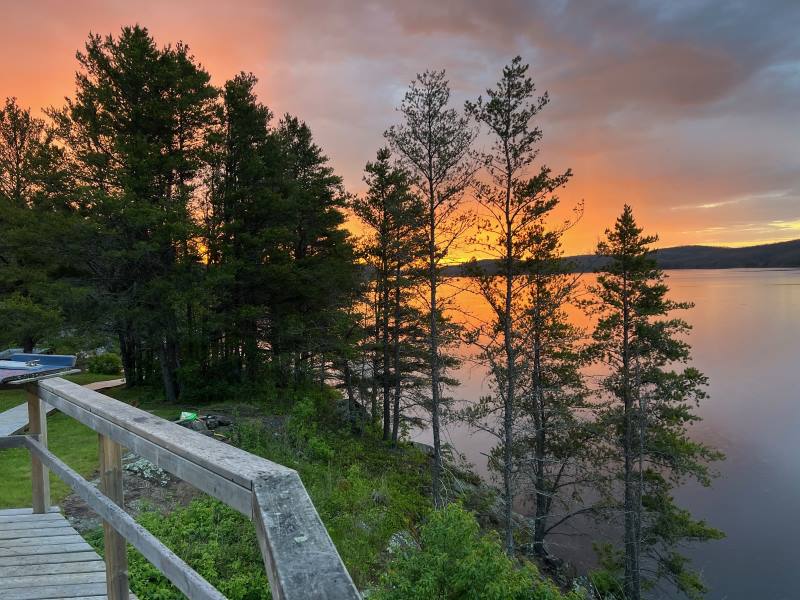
[62,452,204,534]
[61,408,287,533]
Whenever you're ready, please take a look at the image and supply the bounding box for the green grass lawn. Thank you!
[0,387,25,413]
[0,372,123,509]
[0,372,208,509]
[67,372,125,386]
[0,413,100,508]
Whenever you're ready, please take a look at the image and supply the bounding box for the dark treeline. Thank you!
[443,238,800,275]
[0,25,723,600]
[1,27,358,401]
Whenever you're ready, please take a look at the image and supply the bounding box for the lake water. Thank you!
[411,269,800,600]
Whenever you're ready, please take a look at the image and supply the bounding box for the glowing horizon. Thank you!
[3,1,799,255]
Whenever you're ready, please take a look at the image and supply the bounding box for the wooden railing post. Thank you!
[99,433,129,600]
[26,383,50,513]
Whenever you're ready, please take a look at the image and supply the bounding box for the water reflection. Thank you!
[410,269,800,600]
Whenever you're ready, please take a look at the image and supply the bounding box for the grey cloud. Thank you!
[234,0,800,243]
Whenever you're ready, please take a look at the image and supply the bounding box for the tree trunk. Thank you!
[136,345,145,386]
[382,267,391,441]
[429,192,443,508]
[500,152,516,555]
[371,295,380,425]
[622,274,641,600]
[502,226,515,554]
[532,320,548,557]
[342,360,359,433]
[391,262,402,447]
[159,340,178,404]
[118,329,137,388]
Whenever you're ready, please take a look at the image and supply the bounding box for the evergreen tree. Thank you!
[0,98,78,351]
[0,97,69,209]
[202,72,284,385]
[588,205,723,599]
[351,147,426,442]
[516,269,600,558]
[50,26,217,398]
[269,115,358,384]
[201,77,358,394]
[385,70,476,506]
[463,56,574,553]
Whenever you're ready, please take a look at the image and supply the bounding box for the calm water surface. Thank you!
[411,269,800,600]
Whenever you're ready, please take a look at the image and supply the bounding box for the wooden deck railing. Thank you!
[0,377,361,600]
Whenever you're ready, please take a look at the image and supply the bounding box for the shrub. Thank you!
[232,406,429,588]
[287,394,336,461]
[87,352,122,375]
[587,543,626,600]
[373,504,580,600]
[88,498,270,599]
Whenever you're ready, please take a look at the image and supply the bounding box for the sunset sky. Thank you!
[3,0,799,255]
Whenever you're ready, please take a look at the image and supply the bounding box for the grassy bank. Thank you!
[0,373,122,508]
[1,379,578,599]
[77,384,431,596]
[0,378,430,591]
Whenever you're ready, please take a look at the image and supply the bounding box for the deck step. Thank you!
[0,509,137,599]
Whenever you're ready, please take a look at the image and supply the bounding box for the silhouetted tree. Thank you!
[463,56,577,553]
[588,206,723,599]
[51,26,218,399]
[386,70,476,506]
[269,115,358,384]
[352,147,426,441]
[201,72,284,385]
[0,98,79,352]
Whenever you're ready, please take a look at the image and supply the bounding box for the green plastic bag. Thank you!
[179,411,198,422]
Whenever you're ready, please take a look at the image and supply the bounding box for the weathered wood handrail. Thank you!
[0,377,360,600]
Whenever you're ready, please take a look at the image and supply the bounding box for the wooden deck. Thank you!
[0,401,55,436]
[0,507,136,600]
[0,379,133,599]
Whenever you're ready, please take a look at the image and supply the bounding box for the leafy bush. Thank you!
[88,498,271,599]
[286,394,336,461]
[227,395,429,588]
[373,504,581,600]
[87,352,122,375]
[588,543,626,599]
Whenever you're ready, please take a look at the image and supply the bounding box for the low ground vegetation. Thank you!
[0,377,579,598]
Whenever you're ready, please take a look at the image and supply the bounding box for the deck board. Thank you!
[0,508,136,599]
[0,401,55,436]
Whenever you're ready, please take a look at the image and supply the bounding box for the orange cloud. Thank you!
[2,0,797,254]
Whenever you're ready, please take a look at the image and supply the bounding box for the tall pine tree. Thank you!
[352,147,425,441]
[268,115,358,385]
[50,26,217,398]
[201,72,284,386]
[588,205,723,599]
[463,56,573,553]
[386,70,476,506]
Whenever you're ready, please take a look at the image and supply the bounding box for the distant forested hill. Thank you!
[443,239,800,275]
